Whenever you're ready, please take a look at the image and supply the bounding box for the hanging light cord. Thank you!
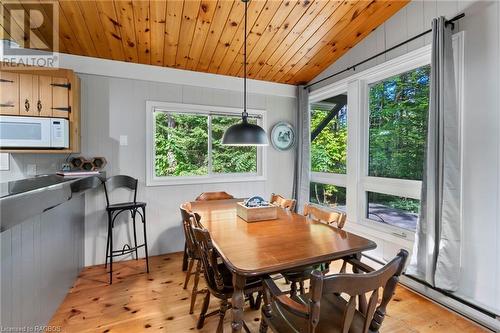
[242,0,248,121]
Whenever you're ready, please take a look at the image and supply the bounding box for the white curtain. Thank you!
[407,17,461,291]
[292,86,310,213]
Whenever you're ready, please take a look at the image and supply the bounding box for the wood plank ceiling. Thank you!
[1,0,408,85]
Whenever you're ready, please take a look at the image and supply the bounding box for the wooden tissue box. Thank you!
[236,202,278,222]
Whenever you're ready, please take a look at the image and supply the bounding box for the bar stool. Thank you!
[103,175,149,284]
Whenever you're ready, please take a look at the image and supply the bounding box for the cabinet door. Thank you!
[0,72,19,115]
[51,77,70,118]
[36,75,52,117]
[19,74,36,116]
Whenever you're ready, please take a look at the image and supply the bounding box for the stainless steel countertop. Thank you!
[0,173,105,232]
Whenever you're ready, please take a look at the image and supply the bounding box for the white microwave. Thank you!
[0,116,69,149]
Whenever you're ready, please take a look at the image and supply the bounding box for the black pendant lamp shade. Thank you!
[222,0,269,146]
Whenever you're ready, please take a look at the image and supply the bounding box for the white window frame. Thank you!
[309,32,464,243]
[146,101,267,186]
[309,83,349,204]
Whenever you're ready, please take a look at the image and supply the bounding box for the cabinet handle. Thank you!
[0,103,15,107]
[37,100,42,112]
[25,99,30,112]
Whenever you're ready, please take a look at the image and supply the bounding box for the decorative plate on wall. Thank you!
[270,122,295,151]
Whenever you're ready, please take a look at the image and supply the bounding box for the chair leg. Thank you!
[108,212,113,285]
[189,260,202,314]
[290,281,298,297]
[299,280,306,295]
[105,211,111,269]
[217,299,229,333]
[184,258,194,290]
[182,242,189,271]
[260,288,271,333]
[142,207,149,273]
[255,291,262,310]
[132,210,139,260]
[197,291,211,329]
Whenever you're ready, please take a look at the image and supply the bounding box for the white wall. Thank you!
[80,74,297,267]
[309,0,500,318]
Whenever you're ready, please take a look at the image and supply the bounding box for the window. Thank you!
[146,102,265,186]
[309,182,346,211]
[309,92,348,213]
[363,64,430,232]
[310,93,348,174]
[366,192,419,231]
[368,65,430,180]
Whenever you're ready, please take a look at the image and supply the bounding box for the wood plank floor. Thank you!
[48,252,487,332]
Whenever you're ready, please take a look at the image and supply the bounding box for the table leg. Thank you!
[231,273,246,333]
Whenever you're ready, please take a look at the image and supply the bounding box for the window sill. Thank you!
[146,175,266,187]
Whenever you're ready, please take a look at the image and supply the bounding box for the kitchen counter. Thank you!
[0,173,104,232]
[0,173,105,329]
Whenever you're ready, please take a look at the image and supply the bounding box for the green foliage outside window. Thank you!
[154,112,208,177]
[310,105,347,174]
[309,182,346,208]
[154,112,257,177]
[212,116,257,174]
[368,65,430,181]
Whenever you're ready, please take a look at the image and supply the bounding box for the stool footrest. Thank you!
[109,243,146,258]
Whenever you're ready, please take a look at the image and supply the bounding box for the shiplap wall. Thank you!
[310,0,500,317]
[80,75,297,267]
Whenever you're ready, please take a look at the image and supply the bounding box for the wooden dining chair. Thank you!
[270,193,296,212]
[303,203,347,229]
[195,191,234,201]
[282,204,348,297]
[192,224,262,332]
[260,250,409,333]
[180,202,206,314]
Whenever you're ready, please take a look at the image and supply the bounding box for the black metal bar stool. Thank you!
[103,175,149,284]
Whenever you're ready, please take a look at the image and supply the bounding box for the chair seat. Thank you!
[266,292,371,333]
[107,201,146,211]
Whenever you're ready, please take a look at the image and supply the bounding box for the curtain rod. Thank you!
[304,13,465,90]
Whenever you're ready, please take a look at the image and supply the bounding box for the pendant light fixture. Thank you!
[222,0,269,146]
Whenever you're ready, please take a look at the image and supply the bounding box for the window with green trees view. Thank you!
[310,95,347,174]
[309,93,348,209]
[368,65,430,180]
[154,111,257,177]
[365,64,431,231]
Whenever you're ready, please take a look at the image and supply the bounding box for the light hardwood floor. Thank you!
[48,252,487,332]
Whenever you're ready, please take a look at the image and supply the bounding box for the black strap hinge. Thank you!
[52,106,71,113]
[51,82,71,90]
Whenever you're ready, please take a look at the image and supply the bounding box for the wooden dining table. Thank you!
[189,198,377,333]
